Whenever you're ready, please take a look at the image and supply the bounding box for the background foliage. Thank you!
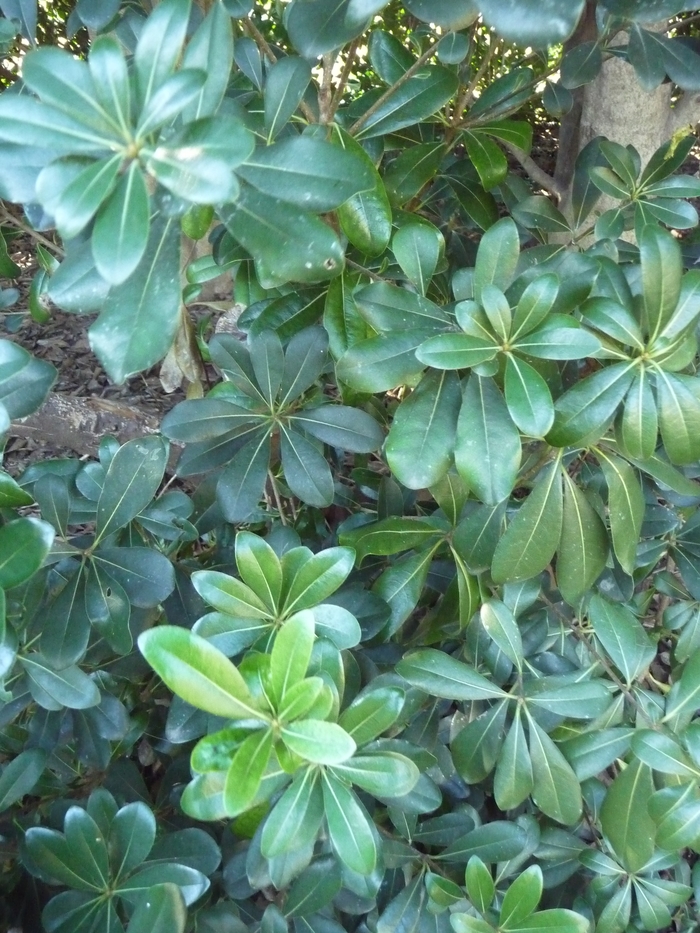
[1,0,700,931]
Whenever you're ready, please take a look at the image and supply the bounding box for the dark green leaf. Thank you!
[597,451,644,575]
[216,432,271,522]
[491,460,563,584]
[547,363,635,448]
[321,771,377,874]
[504,355,554,437]
[479,0,585,48]
[588,594,656,684]
[560,41,603,89]
[0,517,54,589]
[556,474,608,604]
[600,759,656,872]
[280,426,334,508]
[0,748,46,812]
[397,649,509,701]
[355,67,458,140]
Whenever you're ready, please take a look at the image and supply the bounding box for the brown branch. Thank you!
[327,38,360,122]
[0,205,64,258]
[349,41,439,136]
[450,37,500,128]
[242,16,317,125]
[500,140,565,200]
[319,52,336,123]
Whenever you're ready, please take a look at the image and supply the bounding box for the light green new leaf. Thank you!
[386,369,461,489]
[455,376,521,506]
[270,610,315,707]
[465,856,495,914]
[138,626,267,720]
[500,865,543,928]
[235,531,282,613]
[339,687,405,744]
[491,459,563,584]
[321,771,377,874]
[281,720,356,765]
[332,752,419,798]
[224,729,273,815]
[282,547,355,614]
[192,570,271,619]
[557,473,608,605]
[597,450,644,575]
[600,759,656,872]
[397,649,509,701]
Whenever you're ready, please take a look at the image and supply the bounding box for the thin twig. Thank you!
[349,41,439,136]
[449,37,500,129]
[0,206,64,258]
[327,37,360,123]
[500,139,565,200]
[346,258,389,282]
[268,469,288,526]
[242,16,317,124]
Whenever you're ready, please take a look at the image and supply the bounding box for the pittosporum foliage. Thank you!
[1,1,700,931]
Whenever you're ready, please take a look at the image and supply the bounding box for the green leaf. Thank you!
[648,782,700,850]
[600,759,656,872]
[491,460,563,584]
[455,376,521,506]
[333,126,392,256]
[285,0,372,59]
[21,653,100,710]
[542,80,573,117]
[384,142,446,207]
[588,594,656,685]
[617,369,657,461]
[92,547,174,608]
[641,224,683,342]
[89,213,179,383]
[217,432,271,523]
[355,282,449,333]
[340,517,443,564]
[547,363,635,448]
[452,702,508,783]
[280,719,355,765]
[371,546,435,636]
[464,130,508,191]
[385,370,461,489]
[321,771,377,874]
[192,570,270,619]
[474,217,520,301]
[417,333,499,370]
[337,331,429,393]
[333,752,419,797]
[368,28,414,84]
[283,547,355,615]
[631,730,699,778]
[512,195,571,234]
[355,67,458,140]
[109,801,156,880]
[338,687,405,744]
[527,715,582,826]
[465,856,495,913]
[597,451,644,575]
[663,649,700,724]
[127,884,187,933]
[560,728,634,782]
[500,865,543,927]
[479,0,585,48]
[239,137,373,212]
[133,0,191,107]
[404,0,479,29]
[138,626,267,720]
[41,566,90,668]
[224,729,273,815]
[94,436,167,543]
[511,319,599,360]
[0,517,54,589]
[493,707,533,810]
[480,599,523,668]
[655,371,700,465]
[392,222,443,295]
[557,474,608,604]
[397,649,509,701]
[511,274,560,339]
[293,405,383,454]
[504,355,554,438]
[0,748,46,812]
[220,184,344,289]
[284,855,342,918]
[439,821,529,863]
[262,767,324,858]
[235,532,282,613]
[270,610,315,706]
[37,154,121,241]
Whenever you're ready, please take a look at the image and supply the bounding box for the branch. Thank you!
[349,41,439,136]
[319,52,335,123]
[242,16,317,125]
[0,205,64,258]
[327,38,360,122]
[500,140,565,200]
